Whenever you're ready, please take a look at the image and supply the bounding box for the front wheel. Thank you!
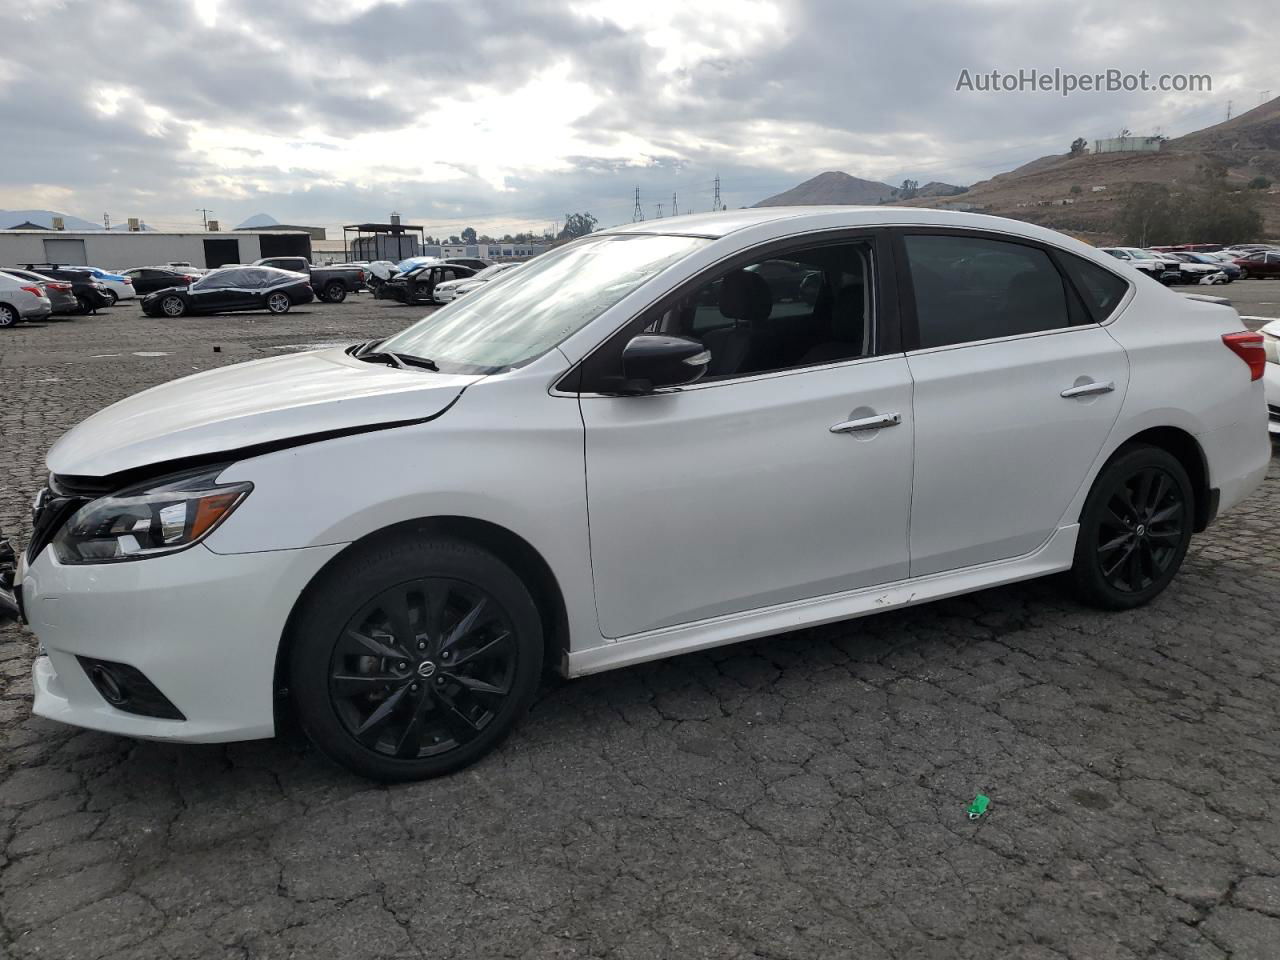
[1238,267,1249,279]
[1070,445,1193,610]
[266,292,291,314]
[159,295,186,318]
[102,290,118,306]
[289,536,544,781]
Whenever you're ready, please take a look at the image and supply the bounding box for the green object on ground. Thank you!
[967,794,990,819]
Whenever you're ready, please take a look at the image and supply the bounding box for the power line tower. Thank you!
[632,186,644,222]
[655,203,663,219]
[671,192,679,216]
[1262,90,1272,106]
[1226,100,1233,121]
[711,175,724,212]
[102,213,110,230]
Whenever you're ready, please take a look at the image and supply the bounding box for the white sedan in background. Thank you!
[432,261,522,303]
[13,207,1271,782]
[1261,319,1280,436]
[0,270,52,326]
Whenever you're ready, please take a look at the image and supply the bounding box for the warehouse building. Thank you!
[0,229,313,270]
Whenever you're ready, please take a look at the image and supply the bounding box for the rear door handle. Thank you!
[830,412,902,434]
[1060,380,1115,399]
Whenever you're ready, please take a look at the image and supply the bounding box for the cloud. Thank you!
[0,0,1271,233]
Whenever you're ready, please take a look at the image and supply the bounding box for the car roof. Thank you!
[599,205,1111,249]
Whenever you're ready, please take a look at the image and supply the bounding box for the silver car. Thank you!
[0,270,52,327]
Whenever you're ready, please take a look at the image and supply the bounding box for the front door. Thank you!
[578,235,915,639]
[898,231,1130,575]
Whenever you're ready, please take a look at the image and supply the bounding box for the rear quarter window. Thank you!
[1056,252,1131,322]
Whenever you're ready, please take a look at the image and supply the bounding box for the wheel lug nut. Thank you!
[410,683,419,692]
[436,677,445,685]
[417,642,426,650]
[442,651,451,660]
[398,661,408,669]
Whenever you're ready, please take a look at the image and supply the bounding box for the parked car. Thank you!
[1162,253,1229,284]
[393,255,493,274]
[252,257,365,303]
[140,266,313,317]
[1172,252,1242,281]
[1098,247,1180,284]
[375,262,477,305]
[63,267,136,303]
[1232,251,1280,279]
[16,265,112,313]
[1261,319,1280,437]
[431,262,521,303]
[119,266,203,295]
[12,208,1270,782]
[0,271,52,326]
[2,268,81,314]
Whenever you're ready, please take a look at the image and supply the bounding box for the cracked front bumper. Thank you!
[18,539,346,743]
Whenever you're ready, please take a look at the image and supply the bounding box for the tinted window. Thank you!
[1057,252,1130,321]
[639,240,874,379]
[904,234,1071,348]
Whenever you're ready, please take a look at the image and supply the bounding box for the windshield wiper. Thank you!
[356,350,439,371]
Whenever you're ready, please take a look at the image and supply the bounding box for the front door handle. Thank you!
[1060,380,1115,399]
[830,412,902,434]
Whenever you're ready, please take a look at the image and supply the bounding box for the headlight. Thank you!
[1261,330,1280,365]
[52,468,252,564]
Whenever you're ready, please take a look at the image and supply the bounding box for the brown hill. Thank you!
[900,96,1280,242]
[756,171,896,206]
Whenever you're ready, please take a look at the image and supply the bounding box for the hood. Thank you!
[47,346,481,477]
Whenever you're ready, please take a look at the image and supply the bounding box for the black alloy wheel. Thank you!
[324,281,347,303]
[1071,445,1193,609]
[160,295,186,318]
[289,535,543,781]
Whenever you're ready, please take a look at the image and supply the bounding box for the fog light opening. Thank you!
[89,664,127,705]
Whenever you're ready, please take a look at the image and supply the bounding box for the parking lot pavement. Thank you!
[3,297,1280,960]
[1186,278,1280,327]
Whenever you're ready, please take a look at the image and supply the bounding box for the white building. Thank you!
[1092,136,1162,155]
[0,229,313,270]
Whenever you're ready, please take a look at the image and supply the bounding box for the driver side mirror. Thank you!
[615,335,710,393]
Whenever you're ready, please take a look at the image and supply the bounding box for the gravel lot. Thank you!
[1,293,1279,960]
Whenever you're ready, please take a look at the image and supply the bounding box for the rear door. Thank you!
[896,230,1130,576]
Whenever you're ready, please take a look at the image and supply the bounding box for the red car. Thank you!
[1233,251,1280,278]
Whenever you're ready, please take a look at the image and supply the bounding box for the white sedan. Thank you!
[0,270,52,326]
[432,261,521,303]
[13,207,1271,781]
[1261,319,1280,436]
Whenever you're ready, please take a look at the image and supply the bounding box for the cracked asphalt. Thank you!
[2,295,1279,959]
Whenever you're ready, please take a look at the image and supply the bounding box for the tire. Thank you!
[288,535,544,782]
[1238,267,1249,279]
[1070,444,1194,610]
[0,304,19,328]
[160,295,186,318]
[102,290,118,306]
[267,292,291,314]
[323,282,347,303]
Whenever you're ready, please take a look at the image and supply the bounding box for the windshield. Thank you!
[377,233,708,373]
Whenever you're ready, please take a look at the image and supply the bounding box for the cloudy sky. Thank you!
[1,0,1274,236]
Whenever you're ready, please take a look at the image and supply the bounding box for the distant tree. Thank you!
[559,212,598,240]
[447,235,461,244]
[1070,137,1088,156]
[461,226,477,244]
[1070,184,1083,195]
[1116,183,1177,246]
[1248,175,1273,190]
[898,179,919,200]
[501,233,514,242]
[1178,186,1263,243]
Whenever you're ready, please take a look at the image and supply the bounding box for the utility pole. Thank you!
[1225,100,1232,121]
[632,186,644,222]
[197,208,213,230]
[711,175,724,212]
[671,192,679,217]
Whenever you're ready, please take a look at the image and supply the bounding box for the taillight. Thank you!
[122,277,132,284]
[358,269,366,282]
[50,282,72,291]
[1222,331,1266,381]
[19,285,43,297]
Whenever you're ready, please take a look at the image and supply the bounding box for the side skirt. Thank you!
[566,525,1079,678]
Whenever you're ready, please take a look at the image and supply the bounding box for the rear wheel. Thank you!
[102,289,118,306]
[289,536,544,781]
[0,304,20,328]
[323,282,347,303]
[267,292,291,314]
[160,295,186,318]
[1238,267,1249,279]
[1070,445,1193,610]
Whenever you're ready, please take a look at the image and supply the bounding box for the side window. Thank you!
[647,240,874,379]
[1056,252,1131,321]
[904,234,1071,349]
